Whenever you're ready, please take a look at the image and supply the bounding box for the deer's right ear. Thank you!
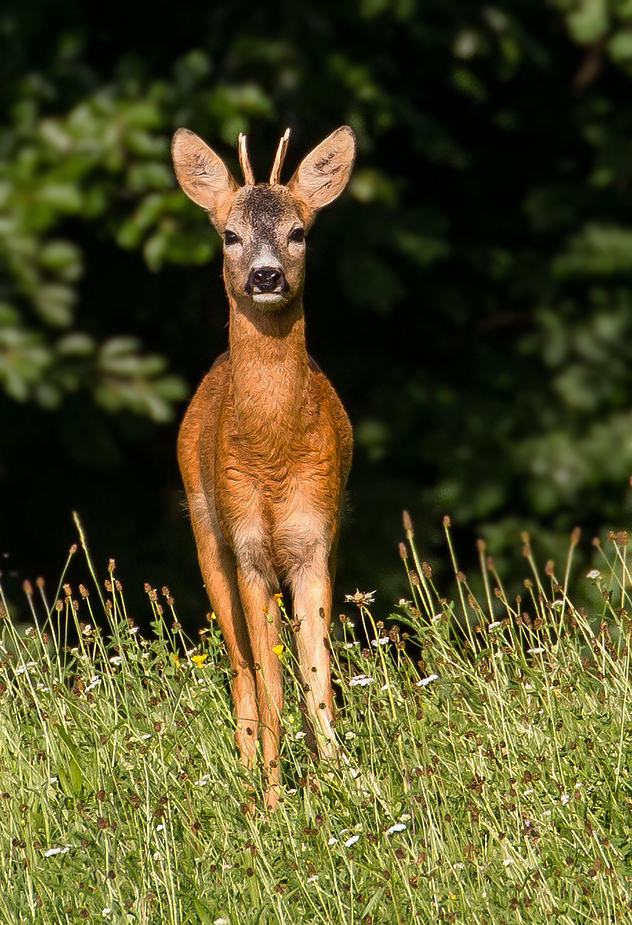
[287,126,356,228]
[172,129,239,232]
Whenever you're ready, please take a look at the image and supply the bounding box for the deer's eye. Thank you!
[289,227,305,244]
[224,230,240,246]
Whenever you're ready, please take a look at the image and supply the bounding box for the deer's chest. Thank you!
[214,418,341,575]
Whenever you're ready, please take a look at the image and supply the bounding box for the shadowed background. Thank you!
[2,0,632,623]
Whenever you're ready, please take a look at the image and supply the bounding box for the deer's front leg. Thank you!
[289,553,337,759]
[236,562,283,808]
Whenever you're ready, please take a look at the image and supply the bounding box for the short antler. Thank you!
[238,133,255,186]
[269,128,291,186]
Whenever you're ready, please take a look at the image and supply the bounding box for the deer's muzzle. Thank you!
[245,267,287,296]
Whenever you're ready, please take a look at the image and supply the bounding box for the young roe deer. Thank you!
[171,125,356,807]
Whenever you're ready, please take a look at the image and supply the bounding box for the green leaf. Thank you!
[565,0,609,44]
[607,27,632,61]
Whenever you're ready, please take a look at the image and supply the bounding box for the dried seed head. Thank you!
[402,510,413,534]
[570,526,581,546]
[399,542,408,560]
[443,515,451,528]
[22,580,33,595]
[476,538,485,553]
[422,562,432,579]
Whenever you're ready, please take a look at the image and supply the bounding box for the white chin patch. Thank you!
[252,292,284,304]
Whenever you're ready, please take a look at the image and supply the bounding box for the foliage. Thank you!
[1,522,632,922]
[4,1,632,607]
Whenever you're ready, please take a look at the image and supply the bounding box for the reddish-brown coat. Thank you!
[172,126,355,808]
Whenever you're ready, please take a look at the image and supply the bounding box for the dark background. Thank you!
[2,0,632,624]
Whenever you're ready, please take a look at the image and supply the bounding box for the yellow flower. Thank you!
[191,654,208,667]
[272,644,285,658]
[273,593,283,604]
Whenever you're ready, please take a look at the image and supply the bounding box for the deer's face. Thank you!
[172,125,355,310]
[222,186,306,310]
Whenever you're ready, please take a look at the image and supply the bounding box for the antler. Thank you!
[269,128,291,186]
[238,133,255,186]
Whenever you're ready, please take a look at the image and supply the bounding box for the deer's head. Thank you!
[172,126,355,310]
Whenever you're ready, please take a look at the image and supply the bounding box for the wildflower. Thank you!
[194,775,211,787]
[191,654,207,667]
[82,624,93,637]
[102,909,112,917]
[156,824,165,833]
[214,919,230,925]
[15,661,37,676]
[328,837,338,846]
[43,846,70,857]
[109,656,122,666]
[385,823,406,836]
[344,590,376,608]
[295,731,307,740]
[431,613,442,623]
[503,858,513,867]
[488,621,502,630]
[349,674,374,687]
[345,731,356,740]
[416,674,439,687]
[560,794,570,805]
[272,644,284,658]
[274,593,283,604]
[306,875,319,884]
[527,647,545,655]
[85,676,101,692]
[586,569,600,580]
[371,637,390,647]
[343,641,360,649]
[344,835,360,847]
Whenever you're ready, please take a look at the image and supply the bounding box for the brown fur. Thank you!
[172,126,356,808]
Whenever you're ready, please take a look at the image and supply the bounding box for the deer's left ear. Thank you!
[287,126,356,228]
[172,128,239,232]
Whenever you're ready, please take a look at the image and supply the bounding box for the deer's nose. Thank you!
[248,267,285,292]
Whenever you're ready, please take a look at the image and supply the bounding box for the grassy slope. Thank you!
[0,522,631,924]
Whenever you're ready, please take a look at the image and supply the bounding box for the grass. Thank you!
[0,514,631,924]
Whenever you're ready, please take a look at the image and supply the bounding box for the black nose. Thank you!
[248,267,285,292]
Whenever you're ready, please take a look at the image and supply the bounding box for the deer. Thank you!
[171,124,356,809]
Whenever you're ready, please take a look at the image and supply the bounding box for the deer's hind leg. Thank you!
[187,493,260,769]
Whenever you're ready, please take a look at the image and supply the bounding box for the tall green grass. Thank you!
[0,513,631,924]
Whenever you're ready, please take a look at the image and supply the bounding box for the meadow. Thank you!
[0,512,630,924]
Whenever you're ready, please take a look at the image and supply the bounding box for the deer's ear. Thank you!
[287,126,356,227]
[172,128,239,232]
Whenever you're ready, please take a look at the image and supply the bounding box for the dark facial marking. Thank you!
[243,186,285,235]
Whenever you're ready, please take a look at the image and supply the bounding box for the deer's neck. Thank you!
[227,297,309,443]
